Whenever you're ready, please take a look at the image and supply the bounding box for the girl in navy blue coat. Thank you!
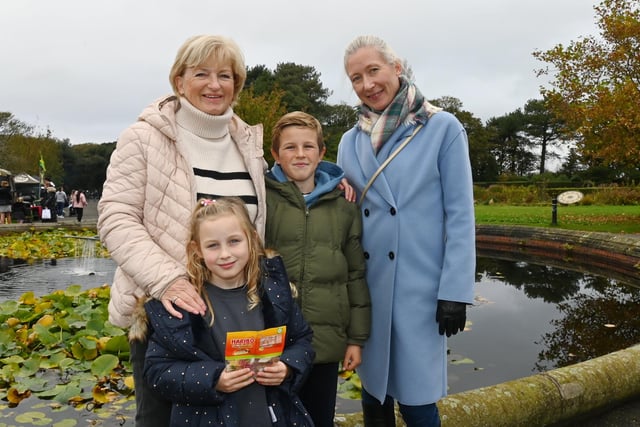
[141,197,315,426]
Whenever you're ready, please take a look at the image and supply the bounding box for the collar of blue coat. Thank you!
[269,160,345,207]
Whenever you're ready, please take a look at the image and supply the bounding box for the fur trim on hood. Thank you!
[128,296,151,343]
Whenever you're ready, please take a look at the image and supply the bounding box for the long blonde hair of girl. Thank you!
[186,197,264,326]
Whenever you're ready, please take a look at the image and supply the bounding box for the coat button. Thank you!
[390,207,396,215]
[364,209,370,217]
[364,252,370,259]
[388,252,395,260]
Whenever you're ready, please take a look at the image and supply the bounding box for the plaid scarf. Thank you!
[357,77,441,153]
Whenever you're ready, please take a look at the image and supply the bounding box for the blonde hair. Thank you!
[169,35,247,104]
[186,197,263,326]
[271,111,324,153]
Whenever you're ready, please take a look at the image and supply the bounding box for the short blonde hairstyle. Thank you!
[169,35,247,104]
[271,111,324,153]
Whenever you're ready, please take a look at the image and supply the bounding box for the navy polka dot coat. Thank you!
[143,255,315,426]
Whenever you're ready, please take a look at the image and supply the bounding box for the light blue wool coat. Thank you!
[337,111,476,406]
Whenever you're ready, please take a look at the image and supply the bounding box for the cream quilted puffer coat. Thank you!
[98,95,266,328]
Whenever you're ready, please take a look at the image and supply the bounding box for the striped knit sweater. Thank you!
[175,99,258,222]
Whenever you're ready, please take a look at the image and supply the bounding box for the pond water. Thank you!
[448,258,640,394]
[334,257,640,412]
[0,257,116,300]
[0,253,639,417]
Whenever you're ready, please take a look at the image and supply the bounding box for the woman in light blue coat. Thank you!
[337,35,476,427]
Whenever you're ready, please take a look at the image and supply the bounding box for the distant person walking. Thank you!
[68,190,77,216]
[55,187,68,218]
[72,190,88,222]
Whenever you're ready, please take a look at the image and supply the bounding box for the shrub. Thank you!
[473,184,639,206]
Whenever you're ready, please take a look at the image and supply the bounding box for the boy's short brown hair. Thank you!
[271,111,324,153]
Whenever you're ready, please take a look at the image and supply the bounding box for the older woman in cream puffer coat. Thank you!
[97,95,266,329]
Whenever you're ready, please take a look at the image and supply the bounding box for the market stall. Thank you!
[12,173,41,221]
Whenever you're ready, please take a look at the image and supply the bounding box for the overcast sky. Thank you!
[1,0,601,145]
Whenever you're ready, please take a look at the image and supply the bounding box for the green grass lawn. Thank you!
[475,204,640,234]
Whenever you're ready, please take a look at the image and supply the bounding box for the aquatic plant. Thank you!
[0,285,132,410]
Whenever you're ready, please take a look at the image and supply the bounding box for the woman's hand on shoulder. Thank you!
[215,368,255,393]
[161,277,207,319]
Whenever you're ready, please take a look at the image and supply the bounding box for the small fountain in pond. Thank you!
[67,235,99,276]
[0,236,116,300]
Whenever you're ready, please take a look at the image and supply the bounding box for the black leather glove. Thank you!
[436,300,467,337]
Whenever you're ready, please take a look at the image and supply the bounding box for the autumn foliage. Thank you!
[534,0,640,170]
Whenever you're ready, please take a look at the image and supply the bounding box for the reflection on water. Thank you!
[0,257,116,300]
[448,257,640,394]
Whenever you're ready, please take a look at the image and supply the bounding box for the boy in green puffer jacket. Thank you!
[264,111,371,427]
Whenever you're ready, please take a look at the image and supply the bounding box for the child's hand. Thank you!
[255,361,290,386]
[215,368,255,393]
[342,344,362,371]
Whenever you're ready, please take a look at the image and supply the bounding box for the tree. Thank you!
[432,95,464,113]
[245,64,274,94]
[0,112,68,184]
[321,103,357,162]
[430,97,499,182]
[234,87,287,167]
[65,142,115,193]
[521,98,567,174]
[247,63,333,121]
[464,115,500,183]
[533,0,640,172]
[0,113,35,171]
[558,147,588,180]
[486,110,537,176]
[0,112,33,137]
[272,63,332,119]
[244,63,343,162]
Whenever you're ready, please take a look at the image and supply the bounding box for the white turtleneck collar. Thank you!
[175,97,233,140]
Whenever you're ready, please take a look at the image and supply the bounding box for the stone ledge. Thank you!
[476,224,640,258]
[0,220,98,235]
[436,344,640,427]
[476,225,640,288]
